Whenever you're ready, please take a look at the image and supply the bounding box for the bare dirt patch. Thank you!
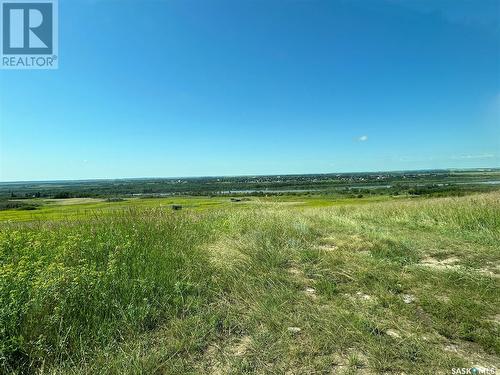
[442,339,500,368]
[488,314,500,326]
[420,256,460,270]
[231,335,252,357]
[477,263,500,278]
[330,349,373,374]
[45,198,105,205]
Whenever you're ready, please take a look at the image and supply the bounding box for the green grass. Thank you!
[0,197,232,222]
[0,192,499,373]
[0,194,395,223]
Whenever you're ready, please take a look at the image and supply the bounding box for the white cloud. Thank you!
[357,135,368,142]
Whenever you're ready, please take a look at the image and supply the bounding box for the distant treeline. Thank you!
[0,170,499,200]
[0,201,38,211]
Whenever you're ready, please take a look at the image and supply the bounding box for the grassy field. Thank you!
[0,192,499,374]
[0,195,392,222]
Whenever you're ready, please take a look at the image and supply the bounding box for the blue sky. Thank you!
[0,0,499,181]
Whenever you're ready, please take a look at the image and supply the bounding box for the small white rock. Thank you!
[444,344,459,353]
[402,294,416,304]
[386,329,401,339]
[356,292,372,300]
[287,327,302,334]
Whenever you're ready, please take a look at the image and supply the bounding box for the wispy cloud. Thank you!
[450,154,496,160]
[357,135,368,142]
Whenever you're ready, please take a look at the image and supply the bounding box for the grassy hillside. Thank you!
[0,192,499,374]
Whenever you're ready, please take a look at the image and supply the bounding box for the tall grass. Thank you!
[1,192,499,373]
[0,209,217,372]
